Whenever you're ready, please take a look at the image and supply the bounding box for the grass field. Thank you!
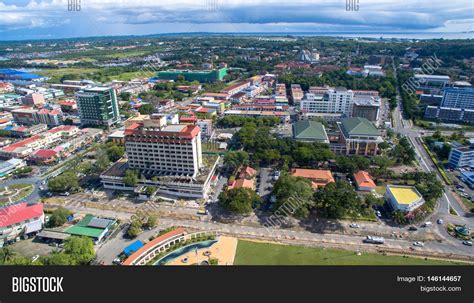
[234,240,467,265]
[38,68,100,83]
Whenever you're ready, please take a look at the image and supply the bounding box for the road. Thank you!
[391,61,472,249]
[61,204,473,264]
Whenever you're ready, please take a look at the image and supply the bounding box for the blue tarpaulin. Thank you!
[123,240,144,256]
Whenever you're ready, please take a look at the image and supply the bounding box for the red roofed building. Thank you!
[31,149,58,164]
[0,203,44,245]
[353,170,376,191]
[179,115,198,124]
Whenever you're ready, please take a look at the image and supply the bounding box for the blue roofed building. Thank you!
[123,240,144,256]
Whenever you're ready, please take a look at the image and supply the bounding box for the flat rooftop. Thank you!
[387,185,422,205]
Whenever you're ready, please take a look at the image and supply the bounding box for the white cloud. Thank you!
[0,0,472,37]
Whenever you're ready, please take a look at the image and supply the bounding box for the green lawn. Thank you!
[234,240,467,265]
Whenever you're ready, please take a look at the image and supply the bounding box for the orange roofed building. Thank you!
[291,168,334,189]
[353,170,376,191]
[228,179,256,190]
[238,166,257,179]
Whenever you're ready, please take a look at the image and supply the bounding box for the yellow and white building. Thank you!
[385,185,425,213]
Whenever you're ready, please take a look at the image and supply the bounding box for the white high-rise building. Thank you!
[125,116,203,177]
[300,87,354,116]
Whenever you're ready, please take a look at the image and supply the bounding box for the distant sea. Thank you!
[218,32,474,40]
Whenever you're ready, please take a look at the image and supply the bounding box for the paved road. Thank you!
[61,203,472,264]
[391,62,473,249]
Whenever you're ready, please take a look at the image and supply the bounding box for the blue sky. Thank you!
[0,0,473,40]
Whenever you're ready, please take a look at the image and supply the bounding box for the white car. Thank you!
[413,241,424,247]
[349,223,360,228]
[437,219,443,224]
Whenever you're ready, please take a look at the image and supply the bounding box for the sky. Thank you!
[0,0,473,40]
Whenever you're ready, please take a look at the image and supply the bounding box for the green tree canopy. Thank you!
[218,188,261,215]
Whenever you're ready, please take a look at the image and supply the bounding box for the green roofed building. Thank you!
[336,117,383,156]
[157,68,227,83]
[292,120,329,143]
[64,214,116,243]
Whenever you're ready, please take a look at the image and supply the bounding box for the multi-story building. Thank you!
[10,124,48,137]
[125,116,203,177]
[441,87,474,110]
[0,203,44,246]
[76,87,120,126]
[196,119,213,139]
[301,87,354,117]
[21,93,45,106]
[36,109,63,126]
[11,108,38,125]
[220,81,251,96]
[0,158,26,178]
[352,98,380,123]
[448,146,474,168]
[334,117,383,156]
[424,106,474,125]
[414,74,450,94]
[290,84,304,106]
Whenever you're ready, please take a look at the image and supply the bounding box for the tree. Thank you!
[218,188,261,215]
[47,207,73,228]
[144,215,158,229]
[106,144,125,162]
[40,252,75,265]
[138,104,155,115]
[47,171,79,193]
[120,92,131,101]
[63,236,95,265]
[127,219,142,238]
[63,118,74,125]
[391,136,415,164]
[223,151,249,171]
[314,181,362,219]
[0,247,15,263]
[123,170,139,187]
[364,193,384,208]
[271,174,314,218]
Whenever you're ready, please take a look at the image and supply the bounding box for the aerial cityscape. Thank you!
[0,1,472,274]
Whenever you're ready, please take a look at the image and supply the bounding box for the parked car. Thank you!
[462,241,472,246]
[349,223,360,228]
[413,241,424,247]
[408,226,418,231]
[422,222,432,227]
[375,210,382,217]
[437,219,444,224]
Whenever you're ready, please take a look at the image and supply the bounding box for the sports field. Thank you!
[234,240,467,265]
